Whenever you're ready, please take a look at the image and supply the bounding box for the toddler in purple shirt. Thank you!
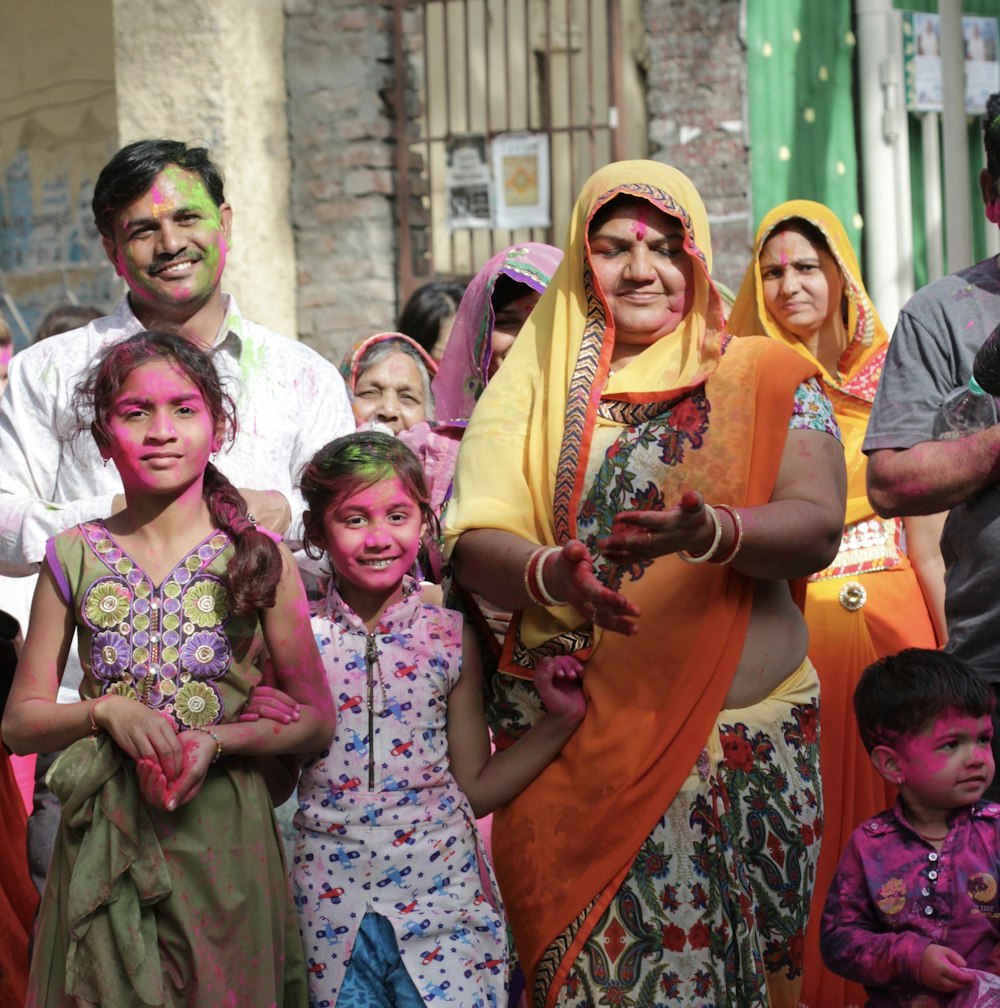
[821,648,1000,1006]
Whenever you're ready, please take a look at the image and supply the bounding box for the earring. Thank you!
[102,457,109,468]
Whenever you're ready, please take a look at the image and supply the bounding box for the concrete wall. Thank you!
[0,1,119,345]
[112,0,298,340]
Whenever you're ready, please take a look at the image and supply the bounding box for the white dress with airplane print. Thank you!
[293,576,507,1008]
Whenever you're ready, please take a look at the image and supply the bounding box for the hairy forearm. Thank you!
[867,432,1000,515]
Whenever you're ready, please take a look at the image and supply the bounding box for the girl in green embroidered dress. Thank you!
[3,330,334,1008]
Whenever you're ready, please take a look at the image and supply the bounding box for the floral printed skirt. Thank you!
[490,659,822,1008]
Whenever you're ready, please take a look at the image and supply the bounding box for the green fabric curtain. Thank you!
[745,1,861,262]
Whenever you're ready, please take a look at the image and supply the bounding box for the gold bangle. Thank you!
[89,694,111,735]
[679,504,723,564]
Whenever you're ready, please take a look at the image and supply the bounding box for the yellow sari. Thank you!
[729,199,939,1008]
[448,165,820,1006]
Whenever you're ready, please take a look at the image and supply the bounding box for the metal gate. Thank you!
[390,0,645,298]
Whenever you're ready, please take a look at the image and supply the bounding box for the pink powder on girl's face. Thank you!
[105,359,216,499]
[319,476,423,618]
[780,249,788,267]
[894,711,995,812]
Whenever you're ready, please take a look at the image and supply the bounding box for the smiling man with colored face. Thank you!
[0,138,354,574]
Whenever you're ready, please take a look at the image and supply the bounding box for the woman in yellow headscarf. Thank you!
[728,200,946,1008]
[446,164,847,1007]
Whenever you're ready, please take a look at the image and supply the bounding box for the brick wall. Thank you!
[285,0,400,362]
[284,0,755,362]
[643,0,752,296]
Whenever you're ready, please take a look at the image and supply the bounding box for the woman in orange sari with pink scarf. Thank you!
[728,200,945,1008]
[446,162,847,1007]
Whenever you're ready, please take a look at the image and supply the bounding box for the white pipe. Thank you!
[940,0,973,270]
[922,112,944,282]
[856,0,912,326]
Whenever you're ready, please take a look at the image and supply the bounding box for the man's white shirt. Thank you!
[0,294,354,574]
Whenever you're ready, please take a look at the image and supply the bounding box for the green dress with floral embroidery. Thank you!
[27,520,307,1008]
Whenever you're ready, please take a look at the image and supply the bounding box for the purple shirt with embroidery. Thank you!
[821,799,1000,1007]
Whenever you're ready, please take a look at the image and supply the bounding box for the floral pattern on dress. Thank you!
[182,580,230,627]
[550,698,822,1008]
[578,391,710,588]
[77,521,232,728]
[91,630,130,680]
[174,680,222,728]
[84,581,131,628]
[180,630,231,679]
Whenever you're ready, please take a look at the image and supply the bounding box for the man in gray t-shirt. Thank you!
[864,257,1000,683]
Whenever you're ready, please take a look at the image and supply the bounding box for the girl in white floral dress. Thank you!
[3,330,335,1008]
[289,430,585,1008]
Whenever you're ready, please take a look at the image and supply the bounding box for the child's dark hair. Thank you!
[74,330,282,615]
[299,431,436,561]
[854,648,995,753]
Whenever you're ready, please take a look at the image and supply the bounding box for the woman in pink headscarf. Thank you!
[400,242,563,582]
[345,331,438,434]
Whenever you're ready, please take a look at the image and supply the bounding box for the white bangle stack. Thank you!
[678,504,723,564]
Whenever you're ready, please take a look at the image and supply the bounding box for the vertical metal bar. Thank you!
[464,0,472,137]
[921,112,944,283]
[485,0,493,140]
[423,1,437,282]
[502,0,511,130]
[532,0,540,134]
[542,0,553,217]
[392,1,415,302]
[608,0,624,161]
[586,0,595,167]
[462,0,473,269]
[564,0,574,196]
[440,1,457,273]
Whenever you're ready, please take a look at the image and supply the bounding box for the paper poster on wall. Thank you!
[445,136,493,230]
[492,133,550,230]
[904,12,1000,114]
[965,17,1000,114]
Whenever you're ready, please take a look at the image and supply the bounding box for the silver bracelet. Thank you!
[678,504,723,564]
